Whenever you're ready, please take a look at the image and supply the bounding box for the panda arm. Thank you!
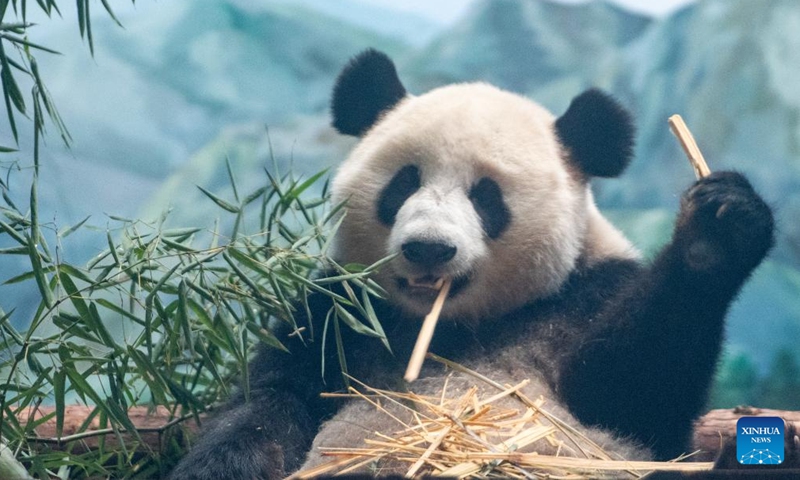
[558,171,774,460]
[169,291,342,480]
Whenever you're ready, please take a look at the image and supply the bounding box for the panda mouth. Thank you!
[408,276,444,290]
[396,274,469,301]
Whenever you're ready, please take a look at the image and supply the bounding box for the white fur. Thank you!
[584,189,640,263]
[387,175,487,280]
[330,83,637,320]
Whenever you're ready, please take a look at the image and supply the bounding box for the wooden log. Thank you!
[10,405,800,463]
[692,407,800,462]
[12,405,204,454]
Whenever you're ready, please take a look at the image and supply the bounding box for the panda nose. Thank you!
[401,241,457,267]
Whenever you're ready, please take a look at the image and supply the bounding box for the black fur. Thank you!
[555,88,635,178]
[560,171,774,459]
[331,49,407,136]
[469,177,511,239]
[377,164,421,225]
[170,172,774,479]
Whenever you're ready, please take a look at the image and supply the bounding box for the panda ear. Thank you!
[555,89,635,178]
[331,49,407,136]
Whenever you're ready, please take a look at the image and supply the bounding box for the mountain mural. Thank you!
[404,0,651,103]
[611,0,800,268]
[2,0,798,386]
[7,0,408,219]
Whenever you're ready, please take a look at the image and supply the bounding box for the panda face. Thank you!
[329,50,638,320]
[330,84,592,319]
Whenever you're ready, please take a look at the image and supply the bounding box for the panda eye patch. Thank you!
[377,165,421,226]
[469,177,510,239]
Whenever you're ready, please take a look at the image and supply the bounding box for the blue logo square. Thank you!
[737,416,784,465]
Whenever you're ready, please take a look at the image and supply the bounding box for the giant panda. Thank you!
[170,49,775,479]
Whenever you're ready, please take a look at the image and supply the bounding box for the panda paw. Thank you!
[676,171,774,273]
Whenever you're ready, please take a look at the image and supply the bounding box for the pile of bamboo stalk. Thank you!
[290,357,712,479]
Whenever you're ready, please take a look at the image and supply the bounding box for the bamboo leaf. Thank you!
[58,263,93,284]
[225,156,239,203]
[213,308,240,362]
[245,321,288,353]
[60,273,117,350]
[177,280,192,348]
[102,398,140,442]
[64,366,103,406]
[106,230,121,266]
[54,369,65,438]
[164,376,204,410]
[319,307,331,380]
[99,0,123,27]
[180,249,223,275]
[0,219,28,245]
[184,279,214,303]
[145,263,181,302]
[162,227,201,238]
[0,23,34,32]
[334,303,380,338]
[226,247,270,277]
[75,0,96,56]
[197,185,239,213]
[313,272,371,285]
[25,233,53,308]
[127,348,169,404]
[161,237,195,252]
[96,299,145,327]
[59,271,91,319]
[243,185,268,206]
[0,309,22,346]
[53,313,98,344]
[0,39,18,142]
[0,33,60,54]
[29,174,53,264]
[363,253,398,274]
[76,0,87,37]
[283,269,351,305]
[58,215,90,238]
[31,58,72,145]
[362,289,391,353]
[289,169,327,204]
[1,62,25,113]
[191,338,225,394]
[1,88,17,143]
[332,313,349,384]
[88,302,117,351]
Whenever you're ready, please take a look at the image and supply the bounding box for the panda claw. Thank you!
[678,171,774,273]
[716,203,729,219]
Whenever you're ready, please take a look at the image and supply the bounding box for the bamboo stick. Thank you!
[668,114,711,179]
[404,278,452,382]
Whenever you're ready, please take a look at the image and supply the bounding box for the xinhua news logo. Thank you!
[737,416,785,465]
